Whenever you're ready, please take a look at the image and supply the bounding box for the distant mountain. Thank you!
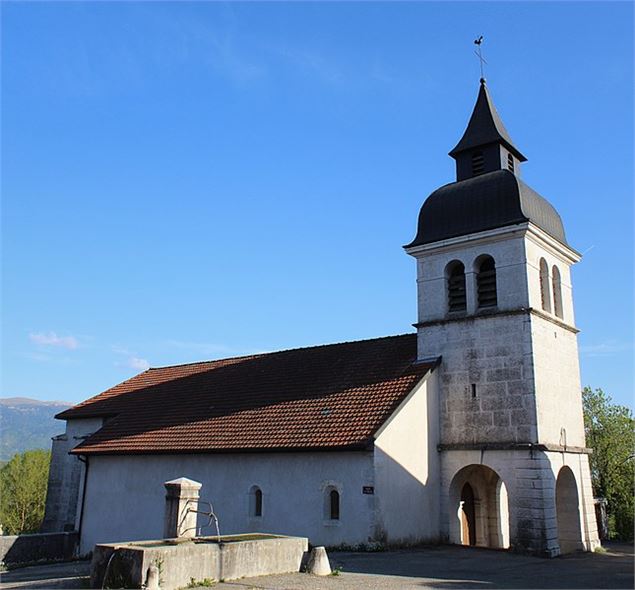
[0,397,72,462]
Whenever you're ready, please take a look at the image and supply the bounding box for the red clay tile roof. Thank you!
[58,334,434,455]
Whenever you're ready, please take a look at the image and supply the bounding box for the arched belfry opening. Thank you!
[556,466,583,554]
[449,465,510,549]
[446,260,467,313]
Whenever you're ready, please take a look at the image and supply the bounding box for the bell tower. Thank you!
[405,79,600,555]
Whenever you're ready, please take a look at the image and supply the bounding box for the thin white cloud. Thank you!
[579,341,632,358]
[111,344,131,355]
[126,356,150,371]
[23,352,52,363]
[29,331,78,350]
[111,344,150,371]
[274,45,343,84]
[163,339,233,357]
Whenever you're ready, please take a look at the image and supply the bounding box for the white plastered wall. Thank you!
[78,451,375,554]
[373,368,441,544]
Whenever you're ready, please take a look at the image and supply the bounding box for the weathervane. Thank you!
[474,36,487,82]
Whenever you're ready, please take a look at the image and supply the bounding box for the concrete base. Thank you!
[306,546,331,575]
[90,533,308,590]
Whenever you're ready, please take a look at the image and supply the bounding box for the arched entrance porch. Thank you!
[449,464,510,548]
[555,466,583,553]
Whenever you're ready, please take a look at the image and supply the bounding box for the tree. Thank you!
[0,449,51,535]
[582,387,634,541]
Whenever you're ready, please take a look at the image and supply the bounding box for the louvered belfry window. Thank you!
[507,153,515,173]
[539,258,551,312]
[447,262,467,313]
[472,151,485,176]
[477,256,497,308]
[552,265,563,319]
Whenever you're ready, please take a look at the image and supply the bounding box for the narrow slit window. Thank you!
[250,486,263,518]
[447,261,467,313]
[330,490,340,520]
[254,488,262,517]
[477,256,497,308]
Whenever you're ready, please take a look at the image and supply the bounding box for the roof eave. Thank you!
[448,138,527,162]
[70,441,375,456]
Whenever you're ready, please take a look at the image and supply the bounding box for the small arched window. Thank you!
[552,265,563,319]
[472,151,485,176]
[476,256,497,308]
[249,486,263,517]
[447,261,467,313]
[323,485,341,522]
[329,490,340,520]
[539,258,551,313]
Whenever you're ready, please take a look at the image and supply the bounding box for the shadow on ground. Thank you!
[0,542,632,590]
[329,542,634,589]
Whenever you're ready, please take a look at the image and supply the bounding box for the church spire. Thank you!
[449,79,526,181]
[450,79,526,161]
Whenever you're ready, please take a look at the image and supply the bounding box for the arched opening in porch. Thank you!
[556,466,583,553]
[449,464,510,549]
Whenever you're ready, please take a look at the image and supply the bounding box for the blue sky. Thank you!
[1,1,633,409]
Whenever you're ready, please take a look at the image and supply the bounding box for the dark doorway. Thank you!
[556,466,583,553]
[461,483,476,546]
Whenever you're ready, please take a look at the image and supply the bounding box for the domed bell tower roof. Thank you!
[406,79,568,249]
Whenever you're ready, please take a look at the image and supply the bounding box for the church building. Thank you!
[43,78,600,558]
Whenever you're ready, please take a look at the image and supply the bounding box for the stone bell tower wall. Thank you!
[414,229,530,324]
[412,225,586,449]
[419,313,537,446]
[528,307,586,449]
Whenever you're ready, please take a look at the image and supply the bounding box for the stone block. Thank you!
[511,408,534,425]
[472,413,494,428]
[492,410,511,427]
[513,488,549,500]
[478,382,507,397]
[486,368,522,383]
[506,380,528,395]
[515,426,536,440]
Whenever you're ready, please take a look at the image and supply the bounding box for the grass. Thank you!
[594,546,608,554]
[185,577,217,588]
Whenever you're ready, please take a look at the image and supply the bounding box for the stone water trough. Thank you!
[90,478,308,590]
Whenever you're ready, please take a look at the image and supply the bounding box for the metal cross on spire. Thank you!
[474,36,487,82]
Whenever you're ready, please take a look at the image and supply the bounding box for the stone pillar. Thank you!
[163,477,202,539]
[510,451,561,556]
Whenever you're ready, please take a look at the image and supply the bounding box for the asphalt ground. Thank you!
[0,542,632,590]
